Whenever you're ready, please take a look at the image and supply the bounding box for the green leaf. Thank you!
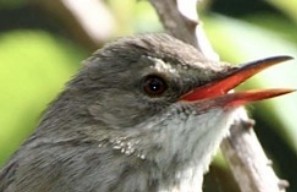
[0,30,85,165]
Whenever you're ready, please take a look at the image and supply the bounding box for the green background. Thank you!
[0,0,297,191]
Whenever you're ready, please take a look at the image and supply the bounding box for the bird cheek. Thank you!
[87,99,148,129]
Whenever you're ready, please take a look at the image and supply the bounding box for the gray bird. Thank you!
[0,33,293,192]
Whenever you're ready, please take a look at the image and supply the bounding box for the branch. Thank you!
[149,0,288,191]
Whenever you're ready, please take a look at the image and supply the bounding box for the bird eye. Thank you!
[143,75,167,97]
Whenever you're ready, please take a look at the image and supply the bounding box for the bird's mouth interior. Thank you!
[180,56,294,107]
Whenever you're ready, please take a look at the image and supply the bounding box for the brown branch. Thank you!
[149,0,287,191]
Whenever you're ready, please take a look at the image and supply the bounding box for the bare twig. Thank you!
[149,0,287,191]
[221,108,288,192]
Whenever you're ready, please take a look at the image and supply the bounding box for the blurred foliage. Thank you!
[108,0,162,34]
[0,30,86,164]
[0,0,296,191]
[0,0,25,9]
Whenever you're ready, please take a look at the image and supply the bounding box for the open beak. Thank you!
[180,55,294,106]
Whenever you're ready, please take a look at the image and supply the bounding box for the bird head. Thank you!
[39,33,293,173]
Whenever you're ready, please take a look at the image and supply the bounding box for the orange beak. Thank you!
[180,55,294,106]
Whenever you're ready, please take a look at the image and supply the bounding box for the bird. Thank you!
[0,33,293,192]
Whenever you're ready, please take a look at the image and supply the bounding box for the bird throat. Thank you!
[154,107,236,192]
[105,105,238,192]
[91,103,237,192]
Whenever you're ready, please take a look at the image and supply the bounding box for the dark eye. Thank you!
[143,75,168,97]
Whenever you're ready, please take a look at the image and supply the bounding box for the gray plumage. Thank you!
[0,33,237,192]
